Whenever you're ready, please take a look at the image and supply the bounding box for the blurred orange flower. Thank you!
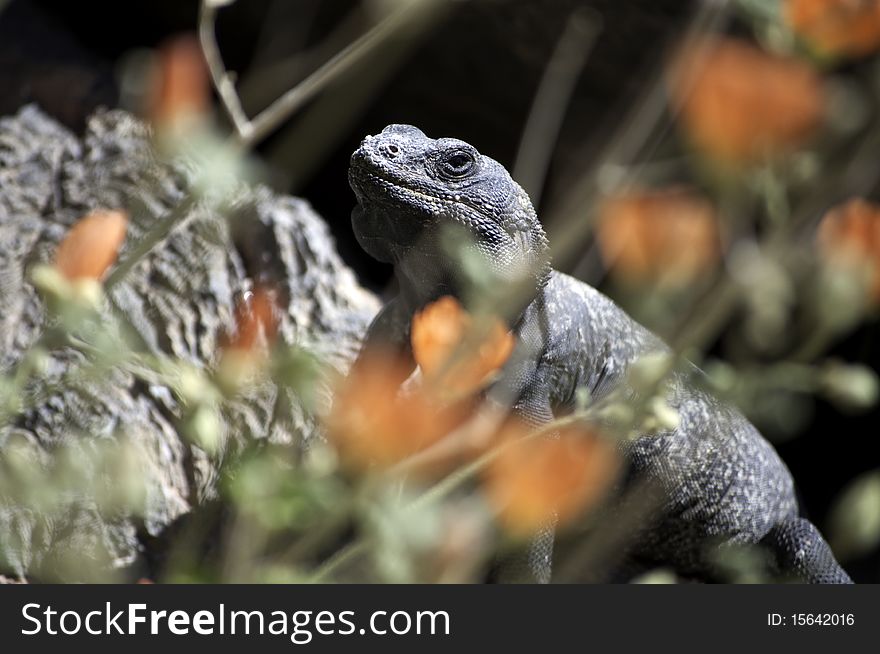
[596,189,720,286]
[668,37,824,163]
[482,423,619,536]
[325,352,463,470]
[785,0,880,60]
[411,296,515,397]
[326,296,516,473]
[55,210,128,281]
[817,198,880,302]
[148,34,210,130]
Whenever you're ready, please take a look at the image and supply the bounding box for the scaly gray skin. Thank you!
[348,124,852,584]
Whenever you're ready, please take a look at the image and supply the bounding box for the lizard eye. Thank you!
[438,150,476,179]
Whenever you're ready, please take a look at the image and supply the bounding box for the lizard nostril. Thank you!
[380,143,401,159]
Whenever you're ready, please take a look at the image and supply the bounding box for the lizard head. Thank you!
[349,124,551,296]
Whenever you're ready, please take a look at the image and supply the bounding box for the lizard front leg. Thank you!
[488,377,558,583]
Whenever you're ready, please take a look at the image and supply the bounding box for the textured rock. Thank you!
[0,105,379,579]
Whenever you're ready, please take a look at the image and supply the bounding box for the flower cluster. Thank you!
[325,296,619,536]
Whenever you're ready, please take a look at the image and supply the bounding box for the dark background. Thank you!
[1,0,877,582]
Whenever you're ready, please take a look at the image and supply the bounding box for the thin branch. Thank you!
[104,195,198,292]
[308,539,370,583]
[198,1,253,139]
[198,0,444,150]
[243,0,441,148]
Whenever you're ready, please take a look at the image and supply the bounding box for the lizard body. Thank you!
[348,124,852,584]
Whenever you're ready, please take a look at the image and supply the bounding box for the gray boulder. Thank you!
[0,105,378,580]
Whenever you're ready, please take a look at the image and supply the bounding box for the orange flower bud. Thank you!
[483,423,619,536]
[817,198,880,302]
[669,38,824,163]
[54,210,128,281]
[325,351,463,470]
[785,0,880,60]
[411,296,515,396]
[597,189,720,286]
[148,34,209,129]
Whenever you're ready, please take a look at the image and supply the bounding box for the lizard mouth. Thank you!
[349,166,442,212]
